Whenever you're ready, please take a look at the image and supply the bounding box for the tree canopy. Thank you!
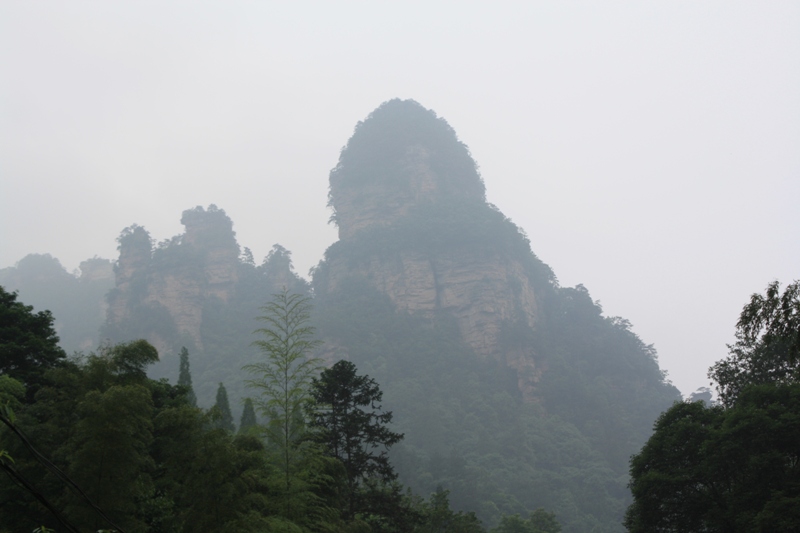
[308,359,404,520]
[244,289,326,524]
[710,280,800,406]
[0,285,66,401]
[626,280,800,532]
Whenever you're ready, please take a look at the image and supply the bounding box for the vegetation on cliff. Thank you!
[313,99,680,531]
[103,205,309,408]
[1,288,522,532]
[328,99,485,220]
[1,99,692,531]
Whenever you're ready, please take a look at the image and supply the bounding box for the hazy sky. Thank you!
[2,2,798,396]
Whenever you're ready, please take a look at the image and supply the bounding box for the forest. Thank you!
[3,276,797,532]
[1,100,797,532]
[0,284,560,532]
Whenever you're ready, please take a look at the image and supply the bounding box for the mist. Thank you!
[1,2,798,397]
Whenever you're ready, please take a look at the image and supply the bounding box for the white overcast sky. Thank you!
[1,2,798,396]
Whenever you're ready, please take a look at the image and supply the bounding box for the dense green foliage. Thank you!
[2,292,495,532]
[0,340,276,532]
[626,281,800,531]
[626,385,800,532]
[239,397,257,434]
[710,280,800,406]
[0,285,67,402]
[312,273,676,532]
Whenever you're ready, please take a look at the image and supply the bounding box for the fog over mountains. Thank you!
[4,99,687,530]
[2,2,798,399]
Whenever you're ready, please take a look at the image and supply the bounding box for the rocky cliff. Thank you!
[103,204,309,405]
[312,100,680,531]
[315,99,549,397]
[105,205,242,354]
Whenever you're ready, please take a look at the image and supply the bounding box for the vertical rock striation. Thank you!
[105,205,241,354]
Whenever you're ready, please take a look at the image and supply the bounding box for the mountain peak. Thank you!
[329,99,485,240]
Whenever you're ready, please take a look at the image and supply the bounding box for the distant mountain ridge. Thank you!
[0,254,113,353]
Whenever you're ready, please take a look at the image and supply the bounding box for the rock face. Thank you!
[323,250,538,358]
[106,205,240,354]
[78,257,114,284]
[317,99,546,396]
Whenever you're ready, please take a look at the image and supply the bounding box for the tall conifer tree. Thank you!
[177,346,197,407]
[239,397,257,434]
[213,382,235,433]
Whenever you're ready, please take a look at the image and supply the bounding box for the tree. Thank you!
[177,346,197,407]
[0,285,66,400]
[710,280,800,406]
[212,382,235,433]
[416,488,485,533]
[490,510,561,533]
[239,398,257,434]
[307,359,403,519]
[66,384,154,531]
[625,385,800,532]
[244,288,322,518]
[626,281,800,532]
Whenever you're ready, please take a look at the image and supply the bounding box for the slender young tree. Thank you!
[177,346,197,407]
[212,383,235,433]
[244,288,322,517]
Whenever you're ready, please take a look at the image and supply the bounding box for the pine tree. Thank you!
[177,346,197,407]
[308,359,403,519]
[212,383,235,433]
[239,397,257,434]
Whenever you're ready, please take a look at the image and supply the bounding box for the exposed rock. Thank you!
[78,257,114,283]
[106,206,241,355]
[323,249,538,359]
[107,225,152,327]
[181,205,240,302]
[318,99,546,398]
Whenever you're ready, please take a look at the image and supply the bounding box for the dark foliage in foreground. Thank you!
[626,281,800,532]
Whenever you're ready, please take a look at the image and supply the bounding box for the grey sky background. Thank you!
[1,2,798,397]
